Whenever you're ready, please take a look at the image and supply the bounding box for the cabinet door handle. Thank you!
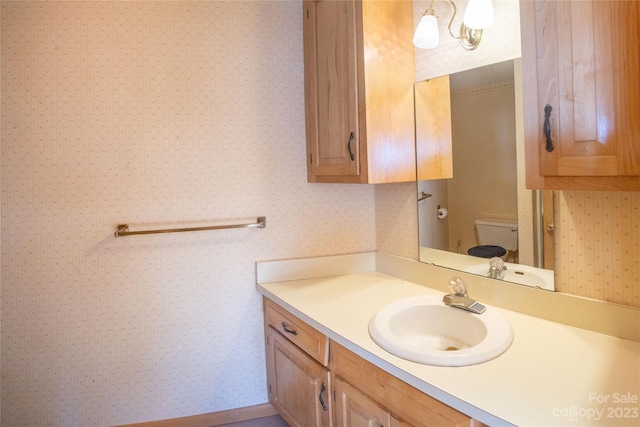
[347,131,355,161]
[319,382,328,411]
[543,104,554,152]
[281,322,298,336]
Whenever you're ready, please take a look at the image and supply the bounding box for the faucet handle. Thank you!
[489,257,504,269]
[448,277,468,297]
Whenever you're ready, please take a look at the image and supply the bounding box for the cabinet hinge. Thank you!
[310,153,313,164]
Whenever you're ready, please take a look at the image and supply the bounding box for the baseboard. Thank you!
[114,403,278,427]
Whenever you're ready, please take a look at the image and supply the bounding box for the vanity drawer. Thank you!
[264,298,329,366]
[330,342,474,427]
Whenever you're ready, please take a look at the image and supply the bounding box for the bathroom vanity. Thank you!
[264,297,476,427]
[257,253,640,427]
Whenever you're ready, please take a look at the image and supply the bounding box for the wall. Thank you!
[513,58,534,267]
[554,191,640,307]
[375,182,419,260]
[417,179,449,250]
[413,0,522,82]
[0,2,378,426]
[448,80,518,255]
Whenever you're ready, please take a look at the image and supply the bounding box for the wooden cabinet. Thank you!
[265,326,332,427]
[415,76,453,181]
[334,376,392,427]
[330,342,474,427]
[265,298,329,365]
[520,0,640,191]
[263,298,484,427]
[303,0,416,184]
[334,376,417,427]
[264,299,331,427]
[390,415,414,427]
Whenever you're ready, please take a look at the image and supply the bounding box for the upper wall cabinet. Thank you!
[303,0,416,184]
[415,75,453,181]
[520,0,640,191]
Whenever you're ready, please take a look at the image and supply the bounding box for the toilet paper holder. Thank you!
[437,205,448,220]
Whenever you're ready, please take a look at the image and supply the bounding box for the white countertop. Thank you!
[256,254,640,427]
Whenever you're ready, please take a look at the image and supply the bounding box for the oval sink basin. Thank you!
[368,295,513,366]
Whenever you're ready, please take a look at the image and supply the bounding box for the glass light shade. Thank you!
[463,0,494,29]
[413,13,439,49]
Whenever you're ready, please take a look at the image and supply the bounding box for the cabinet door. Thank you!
[522,0,639,189]
[304,0,360,181]
[330,342,473,427]
[415,75,453,181]
[266,326,332,427]
[333,376,390,427]
[389,415,414,427]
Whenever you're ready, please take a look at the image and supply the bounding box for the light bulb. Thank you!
[463,0,494,29]
[413,13,439,49]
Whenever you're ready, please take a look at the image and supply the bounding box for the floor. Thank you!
[217,414,289,427]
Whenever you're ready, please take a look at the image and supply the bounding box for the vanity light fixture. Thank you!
[413,0,494,50]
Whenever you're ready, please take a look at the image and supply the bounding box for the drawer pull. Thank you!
[281,322,298,336]
[347,131,355,161]
[543,104,554,152]
[319,382,328,411]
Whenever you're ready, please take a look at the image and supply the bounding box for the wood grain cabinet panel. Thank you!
[265,326,332,427]
[415,76,453,181]
[265,298,329,365]
[303,0,416,184]
[334,376,392,427]
[330,342,474,427]
[520,0,640,191]
[389,415,415,427]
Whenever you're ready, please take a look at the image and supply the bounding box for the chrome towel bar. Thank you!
[114,216,266,237]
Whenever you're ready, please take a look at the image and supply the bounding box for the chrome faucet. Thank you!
[442,277,486,314]
[487,257,507,280]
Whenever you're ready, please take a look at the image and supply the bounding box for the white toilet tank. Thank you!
[475,218,518,251]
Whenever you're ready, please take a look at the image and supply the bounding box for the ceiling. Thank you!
[449,59,515,94]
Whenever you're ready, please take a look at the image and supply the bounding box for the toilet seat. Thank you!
[467,245,507,259]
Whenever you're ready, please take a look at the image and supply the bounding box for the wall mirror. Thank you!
[415,59,555,291]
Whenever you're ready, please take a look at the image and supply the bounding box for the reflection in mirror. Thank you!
[416,59,555,291]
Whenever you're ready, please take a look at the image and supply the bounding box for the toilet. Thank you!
[467,218,518,260]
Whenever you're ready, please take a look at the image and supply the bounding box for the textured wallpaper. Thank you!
[448,81,518,256]
[555,191,640,307]
[375,182,419,260]
[413,0,522,82]
[1,2,377,426]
